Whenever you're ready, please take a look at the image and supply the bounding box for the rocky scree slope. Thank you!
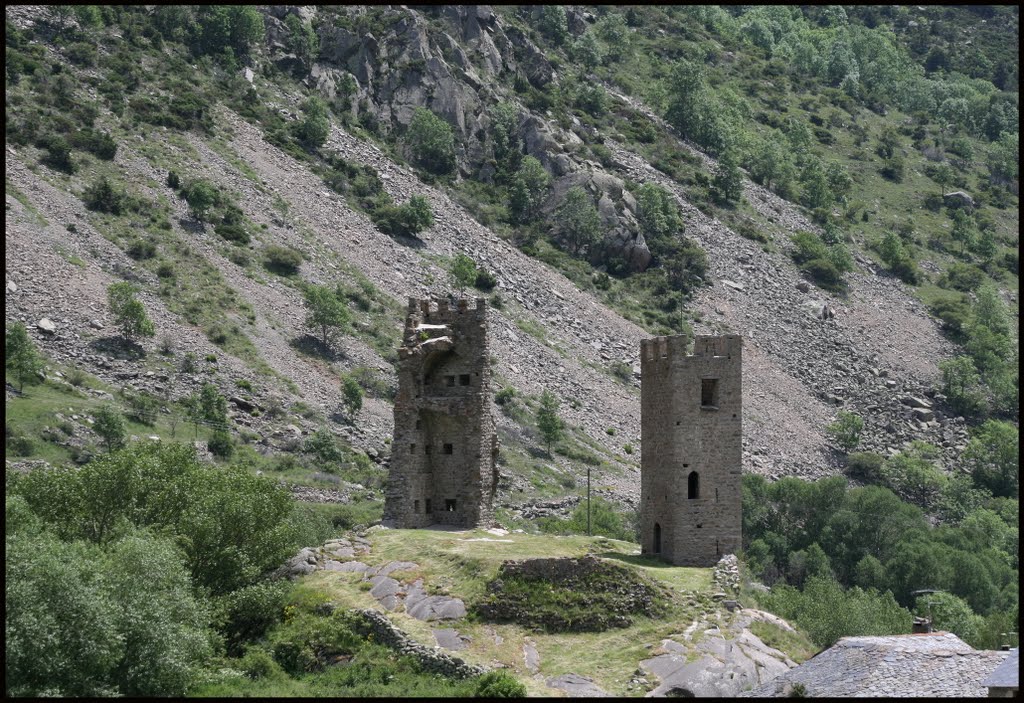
[4,4,973,511]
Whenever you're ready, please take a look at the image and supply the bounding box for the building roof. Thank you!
[741,633,1011,698]
[980,648,1018,689]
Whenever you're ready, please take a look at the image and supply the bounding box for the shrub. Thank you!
[39,134,76,173]
[124,390,160,426]
[370,196,433,237]
[166,171,181,190]
[126,238,157,260]
[83,176,125,214]
[847,452,884,481]
[474,671,528,698]
[827,411,864,452]
[495,387,516,405]
[215,223,250,244]
[406,107,456,175]
[207,429,234,458]
[474,269,498,291]
[263,246,303,276]
[217,581,289,656]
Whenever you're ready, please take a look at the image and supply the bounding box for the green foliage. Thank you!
[846,451,884,481]
[263,245,304,276]
[758,576,911,648]
[341,374,363,419]
[509,156,550,224]
[5,321,44,392]
[712,148,744,204]
[216,580,290,656]
[950,209,975,255]
[876,231,919,284]
[193,6,265,58]
[5,525,212,697]
[303,285,350,347]
[879,442,947,507]
[915,592,984,646]
[963,420,1018,497]
[450,253,478,294]
[70,127,117,160]
[406,107,455,175]
[827,411,864,452]
[107,282,155,343]
[939,356,985,416]
[370,196,434,237]
[208,428,234,458]
[554,186,602,257]
[183,179,219,222]
[536,389,566,454]
[39,134,76,173]
[295,97,330,149]
[284,14,319,67]
[538,5,569,45]
[9,442,306,595]
[93,405,126,453]
[473,671,528,698]
[537,496,637,542]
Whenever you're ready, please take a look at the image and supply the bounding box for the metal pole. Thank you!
[587,464,591,536]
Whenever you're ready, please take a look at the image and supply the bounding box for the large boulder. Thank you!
[943,191,975,209]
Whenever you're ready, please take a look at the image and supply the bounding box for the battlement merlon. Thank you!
[692,334,742,359]
[404,297,488,332]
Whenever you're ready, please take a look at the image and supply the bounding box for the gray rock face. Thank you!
[943,191,975,208]
[547,673,610,697]
[433,628,471,651]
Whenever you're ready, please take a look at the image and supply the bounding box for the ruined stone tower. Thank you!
[383,297,498,528]
[639,334,742,566]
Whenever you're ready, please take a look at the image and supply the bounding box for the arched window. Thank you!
[653,523,662,554]
[688,471,700,499]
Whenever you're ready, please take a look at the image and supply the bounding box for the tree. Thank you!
[183,179,218,222]
[5,322,44,392]
[406,107,456,175]
[538,5,568,45]
[285,14,318,68]
[303,285,350,347]
[827,411,864,452]
[489,102,522,177]
[536,389,565,455]
[83,176,125,214]
[509,156,550,224]
[932,163,954,197]
[107,282,155,344]
[951,210,975,256]
[296,96,330,149]
[450,254,478,295]
[939,356,984,416]
[712,148,743,204]
[880,445,947,507]
[963,420,1018,498]
[186,383,228,440]
[93,405,127,453]
[571,31,603,70]
[971,227,997,263]
[915,592,983,646]
[555,187,602,257]
[341,374,363,420]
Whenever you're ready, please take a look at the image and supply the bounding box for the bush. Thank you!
[124,390,160,425]
[217,581,289,656]
[215,222,251,244]
[827,411,864,452]
[406,107,456,175]
[263,246,303,276]
[208,429,234,458]
[474,269,498,291]
[83,176,125,214]
[474,671,528,698]
[847,452,884,481]
[39,134,76,173]
[370,196,434,237]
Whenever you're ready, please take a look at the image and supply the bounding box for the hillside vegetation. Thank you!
[4,4,1019,697]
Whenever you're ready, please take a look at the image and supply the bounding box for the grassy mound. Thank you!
[474,555,669,633]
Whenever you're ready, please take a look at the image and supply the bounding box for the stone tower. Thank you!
[639,334,742,566]
[383,297,498,528]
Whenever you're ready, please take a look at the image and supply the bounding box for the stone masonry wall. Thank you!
[640,334,742,566]
[383,297,498,528]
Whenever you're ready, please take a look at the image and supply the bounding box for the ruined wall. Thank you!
[383,297,498,528]
[640,334,742,566]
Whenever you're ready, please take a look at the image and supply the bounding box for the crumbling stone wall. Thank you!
[383,297,498,528]
[640,334,743,566]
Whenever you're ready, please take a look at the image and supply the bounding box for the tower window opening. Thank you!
[688,471,700,499]
[445,375,456,387]
[443,443,454,454]
[414,500,420,514]
[410,444,416,454]
[459,374,471,385]
[701,379,718,407]
[653,523,662,554]
[425,445,432,455]
[445,499,457,512]
[425,499,432,513]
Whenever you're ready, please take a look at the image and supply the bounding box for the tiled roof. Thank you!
[980,648,1018,689]
[741,633,1011,698]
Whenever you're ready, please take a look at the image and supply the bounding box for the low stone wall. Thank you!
[712,553,741,593]
[350,609,486,680]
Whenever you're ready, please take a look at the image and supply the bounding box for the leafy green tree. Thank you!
[341,374,363,420]
[5,321,44,392]
[508,156,550,223]
[827,411,864,452]
[571,31,603,70]
[107,282,155,343]
[489,102,522,177]
[951,210,975,256]
[303,285,350,347]
[536,389,565,455]
[939,356,985,416]
[83,176,125,214]
[852,555,889,591]
[800,158,833,209]
[450,254,478,295]
[915,592,983,645]
[407,107,456,175]
[824,161,852,203]
[880,444,947,507]
[183,179,219,222]
[296,96,330,149]
[538,5,568,45]
[93,405,127,453]
[594,12,630,61]
[194,6,264,58]
[963,420,1018,497]
[198,382,228,428]
[971,226,997,263]
[284,14,319,67]
[407,194,434,230]
[877,231,918,284]
[986,132,1018,185]
[712,148,744,204]
[555,186,602,257]
[932,163,954,196]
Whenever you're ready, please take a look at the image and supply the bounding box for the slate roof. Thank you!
[741,633,1011,698]
[980,648,1018,689]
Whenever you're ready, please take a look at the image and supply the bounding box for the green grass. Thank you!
[748,620,818,665]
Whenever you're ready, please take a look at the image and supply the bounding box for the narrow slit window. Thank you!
[410,444,416,454]
[701,378,718,407]
[425,499,432,514]
[414,499,420,514]
[443,443,453,455]
[688,471,700,500]
[416,420,422,429]
[425,445,432,455]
